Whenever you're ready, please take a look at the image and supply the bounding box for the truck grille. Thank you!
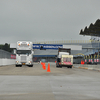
[21,56,26,62]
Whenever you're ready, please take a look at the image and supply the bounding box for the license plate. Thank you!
[22,63,25,65]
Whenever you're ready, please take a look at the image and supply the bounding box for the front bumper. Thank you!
[16,61,33,65]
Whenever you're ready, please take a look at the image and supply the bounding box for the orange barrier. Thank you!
[47,63,51,72]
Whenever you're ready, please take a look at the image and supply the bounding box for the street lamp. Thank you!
[97,39,99,60]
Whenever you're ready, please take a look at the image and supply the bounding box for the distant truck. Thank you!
[56,48,73,68]
[15,41,34,67]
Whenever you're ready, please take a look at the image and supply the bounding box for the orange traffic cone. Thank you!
[41,62,43,65]
[41,62,44,69]
[81,60,84,65]
[43,63,46,70]
[41,62,44,68]
[47,63,51,72]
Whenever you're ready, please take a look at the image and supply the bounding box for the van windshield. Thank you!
[17,50,31,54]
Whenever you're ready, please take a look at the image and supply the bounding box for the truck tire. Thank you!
[56,65,59,68]
[67,66,69,68]
[29,65,33,67]
[70,66,72,68]
[56,64,59,68]
[67,66,72,68]
[60,66,62,68]
[16,65,19,67]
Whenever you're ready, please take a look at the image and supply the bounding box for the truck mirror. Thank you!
[13,49,16,54]
[32,51,34,54]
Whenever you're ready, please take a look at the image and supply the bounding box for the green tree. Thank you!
[0,43,13,52]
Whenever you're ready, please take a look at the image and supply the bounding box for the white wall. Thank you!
[63,45,82,50]
[0,59,15,66]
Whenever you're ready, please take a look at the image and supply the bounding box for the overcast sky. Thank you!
[0,0,100,44]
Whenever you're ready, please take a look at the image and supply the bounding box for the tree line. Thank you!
[0,43,13,52]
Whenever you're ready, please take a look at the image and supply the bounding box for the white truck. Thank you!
[15,41,34,67]
[56,48,73,68]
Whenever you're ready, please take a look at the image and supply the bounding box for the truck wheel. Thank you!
[16,65,18,67]
[56,65,59,68]
[67,66,69,68]
[56,66,59,68]
[56,65,58,68]
[29,65,33,67]
[70,66,72,68]
[60,66,62,68]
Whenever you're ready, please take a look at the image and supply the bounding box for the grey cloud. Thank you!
[0,0,100,43]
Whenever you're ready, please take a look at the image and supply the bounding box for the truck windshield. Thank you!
[17,50,31,54]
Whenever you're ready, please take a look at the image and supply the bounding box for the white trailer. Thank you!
[15,41,34,67]
[56,48,73,68]
[61,55,73,68]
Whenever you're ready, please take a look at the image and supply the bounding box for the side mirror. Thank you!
[13,49,16,54]
[32,51,34,54]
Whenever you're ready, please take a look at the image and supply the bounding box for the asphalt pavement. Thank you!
[0,63,100,100]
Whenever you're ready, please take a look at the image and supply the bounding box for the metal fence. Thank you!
[0,49,12,59]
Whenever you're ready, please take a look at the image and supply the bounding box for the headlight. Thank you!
[16,61,19,63]
[29,61,31,63]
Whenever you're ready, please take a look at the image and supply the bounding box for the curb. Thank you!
[73,64,100,72]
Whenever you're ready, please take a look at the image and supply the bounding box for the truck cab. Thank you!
[15,41,34,67]
[56,58,62,68]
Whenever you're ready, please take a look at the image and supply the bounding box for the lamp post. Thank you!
[98,39,99,61]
